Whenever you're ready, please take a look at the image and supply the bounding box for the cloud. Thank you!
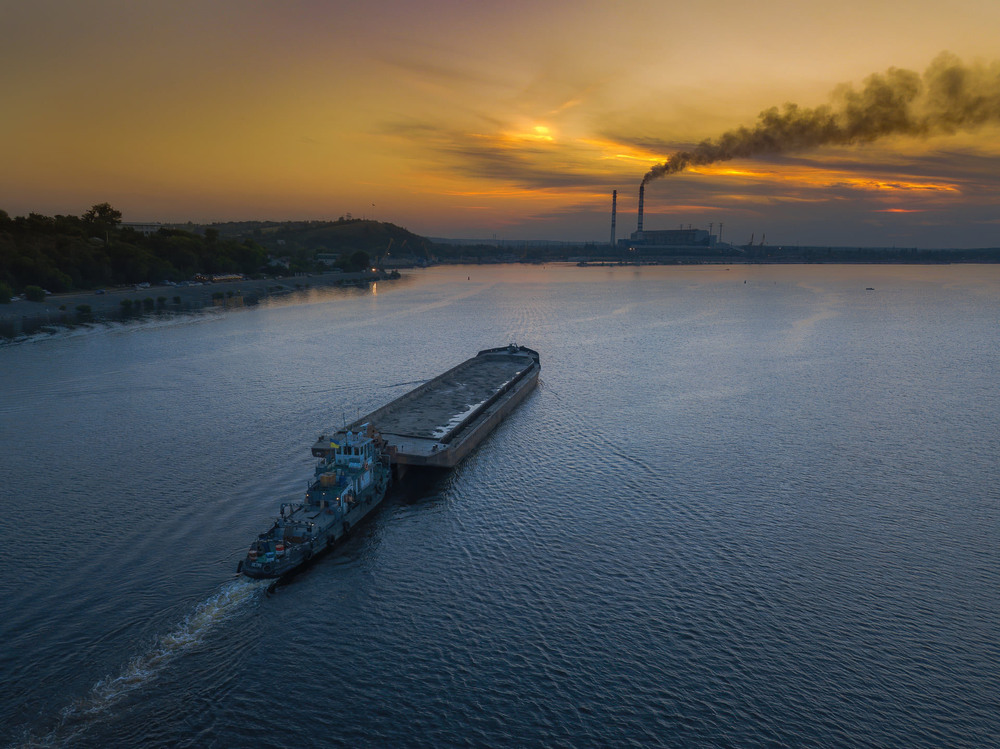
[381,116,635,190]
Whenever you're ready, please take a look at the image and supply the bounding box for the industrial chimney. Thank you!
[637,183,645,240]
[610,190,617,247]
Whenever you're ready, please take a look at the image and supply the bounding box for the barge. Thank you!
[312,344,541,470]
[241,344,539,579]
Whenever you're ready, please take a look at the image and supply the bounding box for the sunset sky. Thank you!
[3,0,1000,247]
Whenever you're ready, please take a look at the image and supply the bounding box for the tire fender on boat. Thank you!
[262,563,273,574]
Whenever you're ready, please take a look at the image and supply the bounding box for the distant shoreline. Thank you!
[0,270,392,339]
[4,259,999,339]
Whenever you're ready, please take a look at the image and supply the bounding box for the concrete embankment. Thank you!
[0,270,392,338]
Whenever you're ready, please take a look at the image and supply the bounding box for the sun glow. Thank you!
[501,124,556,143]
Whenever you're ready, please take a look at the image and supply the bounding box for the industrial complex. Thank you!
[612,182,736,257]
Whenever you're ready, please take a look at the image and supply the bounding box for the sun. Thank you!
[532,125,553,140]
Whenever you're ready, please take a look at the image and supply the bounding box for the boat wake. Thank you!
[19,577,269,748]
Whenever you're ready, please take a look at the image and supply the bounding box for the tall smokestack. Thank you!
[637,183,644,239]
[610,190,617,246]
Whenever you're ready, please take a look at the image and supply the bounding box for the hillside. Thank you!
[0,206,425,298]
[198,218,433,263]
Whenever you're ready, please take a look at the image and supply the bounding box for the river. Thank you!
[2,264,998,747]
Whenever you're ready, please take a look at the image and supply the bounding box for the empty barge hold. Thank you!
[312,344,540,469]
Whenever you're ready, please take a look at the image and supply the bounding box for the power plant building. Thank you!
[625,227,716,248]
[620,182,720,252]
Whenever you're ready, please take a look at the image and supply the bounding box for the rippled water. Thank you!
[2,264,998,747]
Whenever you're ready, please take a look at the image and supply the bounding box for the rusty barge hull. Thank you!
[312,346,540,469]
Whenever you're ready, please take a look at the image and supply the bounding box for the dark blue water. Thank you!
[2,265,998,747]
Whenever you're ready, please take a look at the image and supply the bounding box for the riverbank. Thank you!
[0,269,395,338]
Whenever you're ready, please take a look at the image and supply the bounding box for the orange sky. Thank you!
[2,0,1000,247]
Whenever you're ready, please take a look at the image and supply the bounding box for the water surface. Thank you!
[2,264,998,747]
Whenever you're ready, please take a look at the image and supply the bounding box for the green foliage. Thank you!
[0,209,440,293]
[24,285,45,302]
[0,282,11,303]
[142,297,155,310]
[211,291,224,300]
[0,205,269,291]
[82,202,122,232]
[120,299,133,311]
[75,304,92,314]
[339,250,371,272]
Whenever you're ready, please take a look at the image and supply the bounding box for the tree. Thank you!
[82,203,122,234]
[351,250,370,269]
[24,285,45,302]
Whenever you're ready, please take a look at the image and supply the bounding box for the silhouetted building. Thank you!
[622,228,715,249]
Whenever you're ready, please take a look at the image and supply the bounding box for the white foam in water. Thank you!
[87,578,267,709]
[23,578,268,747]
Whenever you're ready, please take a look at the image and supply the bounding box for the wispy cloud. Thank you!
[381,117,635,189]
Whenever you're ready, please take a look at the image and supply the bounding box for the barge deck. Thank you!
[312,345,540,469]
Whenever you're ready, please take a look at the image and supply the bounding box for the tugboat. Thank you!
[239,424,391,579]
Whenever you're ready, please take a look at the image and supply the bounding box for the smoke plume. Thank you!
[642,53,1000,185]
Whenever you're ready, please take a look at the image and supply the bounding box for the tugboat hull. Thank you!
[240,493,378,578]
[241,426,390,580]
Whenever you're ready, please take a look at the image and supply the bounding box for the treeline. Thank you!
[0,203,272,295]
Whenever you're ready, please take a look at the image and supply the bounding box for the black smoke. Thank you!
[642,53,1000,185]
